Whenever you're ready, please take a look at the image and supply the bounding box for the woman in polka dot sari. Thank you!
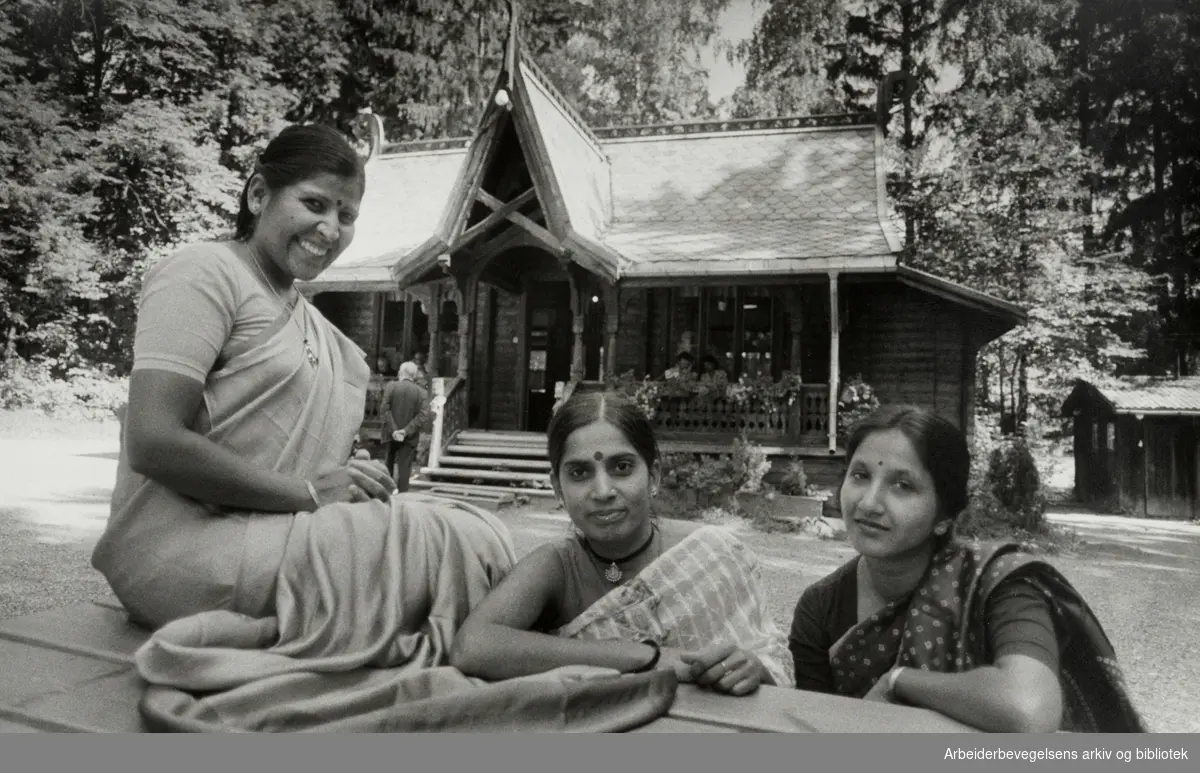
[788,405,1146,733]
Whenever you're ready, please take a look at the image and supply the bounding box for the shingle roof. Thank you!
[598,123,898,274]
[307,117,900,290]
[303,34,914,294]
[1097,377,1200,415]
[519,58,610,240]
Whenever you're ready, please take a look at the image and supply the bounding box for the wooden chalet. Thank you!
[1062,377,1200,520]
[300,26,1026,495]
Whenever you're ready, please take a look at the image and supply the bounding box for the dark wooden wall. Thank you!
[840,280,976,433]
[488,287,524,430]
[1070,400,1198,520]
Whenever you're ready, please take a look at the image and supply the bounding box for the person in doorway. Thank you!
[382,360,429,492]
[374,353,395,378]
[410,350,429,387]
[787,404,1146,733]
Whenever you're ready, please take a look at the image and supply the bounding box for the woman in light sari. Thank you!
[788,404,1146,733]
[451,391,793,693]
[92,124,513,631]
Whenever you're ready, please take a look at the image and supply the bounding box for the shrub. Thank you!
[0,356,128,420]
[657,437,770,513]
[984,436,1047,531]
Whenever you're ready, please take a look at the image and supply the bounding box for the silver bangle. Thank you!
[887,666,907,699]
[305,480,321,510]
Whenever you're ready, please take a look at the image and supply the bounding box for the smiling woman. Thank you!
[90,124,514,633]
[450,391,794,693]
[788,405,1147,733]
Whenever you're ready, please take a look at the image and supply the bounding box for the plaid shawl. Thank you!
[828,540,1147,732]
[553,525,794,688]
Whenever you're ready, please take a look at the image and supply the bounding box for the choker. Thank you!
[582,524,658,583]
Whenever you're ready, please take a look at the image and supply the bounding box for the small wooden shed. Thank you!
[1061,376,1200,520]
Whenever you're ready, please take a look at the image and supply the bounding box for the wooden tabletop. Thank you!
[0,602,979,733]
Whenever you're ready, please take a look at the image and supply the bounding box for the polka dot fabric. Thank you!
[827,541,1148,732]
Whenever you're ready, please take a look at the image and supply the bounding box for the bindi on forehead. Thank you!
[593,451,604,461]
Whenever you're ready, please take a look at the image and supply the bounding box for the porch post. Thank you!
[604,284,620,380]
[455,273,478,379]
[428,283,442,378]
[566,262,585,382]
[402,291,415,358]
[788,287,803,373]
[827,271,840,453]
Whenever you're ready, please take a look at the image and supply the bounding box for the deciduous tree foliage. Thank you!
[0,0,733,378]
[737,0,1197,439]
[4,0,1193,445]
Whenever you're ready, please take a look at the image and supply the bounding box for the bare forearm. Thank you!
[130,430,313,513]
[452,623,654,681]
[893,666,1061,733]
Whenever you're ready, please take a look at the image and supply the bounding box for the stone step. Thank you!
[408,479,557,498]
[444,443,548,459]
[456,430,545,442]
[420,466,551,484]
[453,436,547,449]
[438,455,552,472]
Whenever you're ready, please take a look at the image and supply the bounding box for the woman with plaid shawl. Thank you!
[451,391,793,693]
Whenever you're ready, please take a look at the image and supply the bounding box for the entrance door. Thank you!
[525,282,573,432]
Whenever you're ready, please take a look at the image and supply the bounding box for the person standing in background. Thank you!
[382,361,429,491]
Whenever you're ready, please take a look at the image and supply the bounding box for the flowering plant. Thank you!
[836,374,879,442]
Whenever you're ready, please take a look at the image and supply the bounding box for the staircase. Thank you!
[411,429,555,504]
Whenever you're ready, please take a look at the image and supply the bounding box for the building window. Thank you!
[1090,421,1098,450]
[706,289,735,375]
[1107,422,1115,451]
[740,293,774,380]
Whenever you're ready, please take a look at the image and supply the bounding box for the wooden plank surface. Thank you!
[0,603,980,734]
[0,602,145,665]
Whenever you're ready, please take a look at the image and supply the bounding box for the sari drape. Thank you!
[92,297,370,628]
[555,525,795,689]
[828,541,1147,733]
[134,494,676,733]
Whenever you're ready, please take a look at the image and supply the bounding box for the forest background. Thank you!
[1,0,1196,464]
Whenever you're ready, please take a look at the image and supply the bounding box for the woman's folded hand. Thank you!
[682,641,766,696]
[311,460,397,506]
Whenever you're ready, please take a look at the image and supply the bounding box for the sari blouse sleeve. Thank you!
[132,246,239,383]
[788,581,838,693]
[984,577,1060,672]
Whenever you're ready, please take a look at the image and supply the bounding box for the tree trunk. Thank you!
[900,1,915,250]
[1077,3,1095,252]
[1016,344,1028,437]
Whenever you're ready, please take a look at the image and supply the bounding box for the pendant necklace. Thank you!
[250,253,319,367]
[582,524,659,584]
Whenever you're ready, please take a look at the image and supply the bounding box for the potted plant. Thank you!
[752,455,825,523]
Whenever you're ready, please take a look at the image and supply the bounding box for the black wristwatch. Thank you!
[631,639,661,673]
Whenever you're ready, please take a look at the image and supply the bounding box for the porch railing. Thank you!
[428,376,468,469]
[655,384,829,443]
[551,379,832,445]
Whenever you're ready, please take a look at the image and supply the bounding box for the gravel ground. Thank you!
[2,411,1197,732]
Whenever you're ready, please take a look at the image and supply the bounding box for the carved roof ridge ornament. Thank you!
[590,113,875,140]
